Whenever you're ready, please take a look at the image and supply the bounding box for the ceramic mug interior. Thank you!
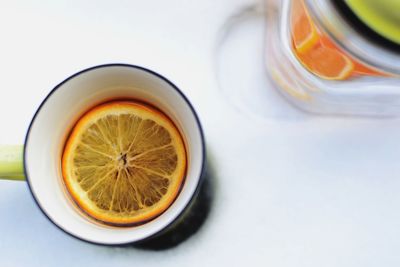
[24,64,205,245]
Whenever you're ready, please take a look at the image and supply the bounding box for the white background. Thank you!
[1,0,400,266]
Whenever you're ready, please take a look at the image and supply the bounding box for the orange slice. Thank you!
[62,101,186,226]
[291,0,354,80]
[296,43,354,80]
[319,35,387,77]
[291,0,319,54]
[291,0,387,80]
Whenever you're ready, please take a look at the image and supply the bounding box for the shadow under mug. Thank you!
[0,64,206,245]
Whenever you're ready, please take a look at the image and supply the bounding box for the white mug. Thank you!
[0,64,205,245]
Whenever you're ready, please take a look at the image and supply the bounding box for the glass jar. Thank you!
[265,0,400,116]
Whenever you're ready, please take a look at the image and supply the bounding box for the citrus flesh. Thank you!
[291,0,319,54]
[62,101,186,226]
[291,0,385,79]
[296,43,354,80]
[319,36,386,77]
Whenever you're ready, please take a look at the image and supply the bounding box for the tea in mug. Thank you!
[62,100,186,226]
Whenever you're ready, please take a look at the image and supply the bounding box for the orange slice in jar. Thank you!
[295,43,354,80]
[319,35,387,77]
[291,0,319,54]
[291,0,386,80]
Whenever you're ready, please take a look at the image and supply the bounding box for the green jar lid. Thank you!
[345,0,400,44]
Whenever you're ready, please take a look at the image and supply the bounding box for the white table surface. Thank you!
[1,0,400,266]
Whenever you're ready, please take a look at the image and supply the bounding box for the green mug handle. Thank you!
[0,145,25,181]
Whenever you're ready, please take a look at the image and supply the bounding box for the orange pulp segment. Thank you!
[319,35,387,77]
[291,0,319,54]
[291,0,387,80]
[296,43,354,80]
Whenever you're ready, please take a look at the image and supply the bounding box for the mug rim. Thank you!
[23,63,206,246]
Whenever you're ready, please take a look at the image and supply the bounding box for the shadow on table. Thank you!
[131,156,215,251]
